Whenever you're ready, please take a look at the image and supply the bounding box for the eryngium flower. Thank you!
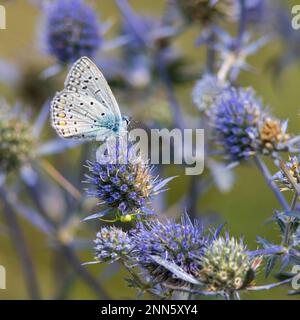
[211,87,261,161]
[0,105,33,173]
[119,14,183,88]
[211,87,290,162]
[95,226,133,263]
[192,74,225,112]
[199,236,258,292]
[121,15,158,56]
[85,154,158,216]
[132,214,212,284]
[273,156,300,192]
[258,118,289,155]
[45,0,101,63]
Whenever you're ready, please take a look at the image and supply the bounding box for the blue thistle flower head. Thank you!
[45,0,101,64]
[211,87,262,162]
[199,235,261,292]
[131,213,216,284]
[0,102,35,173]
[86,160,152,216]
[94,226,133,263]
[192,74,226,112]
[85,144,172,219]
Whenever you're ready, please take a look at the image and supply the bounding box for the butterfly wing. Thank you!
[64,56,122,121]
[51,90,116,140]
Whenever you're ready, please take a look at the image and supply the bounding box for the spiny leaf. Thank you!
[265,255,278,278]
[153,176,177,193]
[150,255,201,285]
[82,209,110,222]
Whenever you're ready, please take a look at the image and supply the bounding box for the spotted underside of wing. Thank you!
[51,90,114,140]
[64,56,122,120]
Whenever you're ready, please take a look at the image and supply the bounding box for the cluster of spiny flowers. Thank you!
[44,0,102,64]
[95,226,133,263]
[85,142,170,222]
[85,159,155,219]
[40,0,189,90]
[199,85,291,162]
[82,126,263,297]
[199,236,260,293]
[0,103,34,173]
[93,213,261,297]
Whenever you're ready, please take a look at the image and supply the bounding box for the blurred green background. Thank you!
[0,0,300,300]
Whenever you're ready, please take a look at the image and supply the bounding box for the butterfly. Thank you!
[51,56,128,141]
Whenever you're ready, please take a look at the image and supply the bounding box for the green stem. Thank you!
[254,156,289,211]
[0,187,41,299]
[282,192,298,246]
[290,192,298,211]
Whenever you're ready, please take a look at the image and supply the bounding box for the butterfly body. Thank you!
[51,57,127,141]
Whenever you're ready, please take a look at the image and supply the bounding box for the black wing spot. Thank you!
[101,113,105,116]
[90,102,94,105]
[82,86,87,90]
[80,102,84,106]
[95,77,98,80]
